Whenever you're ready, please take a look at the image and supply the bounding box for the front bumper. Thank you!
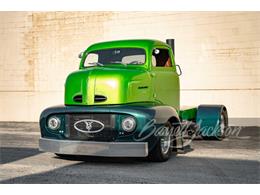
[39,138,148,157]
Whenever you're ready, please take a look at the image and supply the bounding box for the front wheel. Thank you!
[148,122,176,162]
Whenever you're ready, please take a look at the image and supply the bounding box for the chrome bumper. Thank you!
[39,138,148,157]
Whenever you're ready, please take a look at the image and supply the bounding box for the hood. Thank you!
[65,66,153,106]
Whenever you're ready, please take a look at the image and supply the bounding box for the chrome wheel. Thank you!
[149,121,177,162]
[160,129,171,155]
[220,114,225,137]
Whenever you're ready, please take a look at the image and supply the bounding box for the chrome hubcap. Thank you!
[160,128,171,155]
[220,114,225,136]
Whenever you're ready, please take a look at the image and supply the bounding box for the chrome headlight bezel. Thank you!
[121,116,136,132]
[47,116,61,130]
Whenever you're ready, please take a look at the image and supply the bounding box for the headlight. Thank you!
[47,116,61,130]
[121,117,136,132]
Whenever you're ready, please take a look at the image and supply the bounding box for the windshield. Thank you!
[83,48,146,67]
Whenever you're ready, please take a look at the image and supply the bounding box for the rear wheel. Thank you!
[217,109,228,140]
[201,109,228,140]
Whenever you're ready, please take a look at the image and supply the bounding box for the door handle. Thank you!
[150,72,156,77]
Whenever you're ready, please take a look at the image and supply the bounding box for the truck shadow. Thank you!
[0,147,42,164]
[54,154,150,164]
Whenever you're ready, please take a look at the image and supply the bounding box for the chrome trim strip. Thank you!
[39,138,148,157]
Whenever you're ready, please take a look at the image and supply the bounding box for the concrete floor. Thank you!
[0,122,259,183]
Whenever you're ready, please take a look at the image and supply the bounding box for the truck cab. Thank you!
[65,39,180,110]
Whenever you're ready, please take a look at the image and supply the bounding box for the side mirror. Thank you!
[176,64,182,76]
[78,52,84,59]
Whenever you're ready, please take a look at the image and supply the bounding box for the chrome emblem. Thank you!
[74,119,104,133]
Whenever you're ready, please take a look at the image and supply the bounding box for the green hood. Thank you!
[65,66,153,105]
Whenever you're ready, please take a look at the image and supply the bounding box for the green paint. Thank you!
[65,39,180,111]
[180,107,197,121]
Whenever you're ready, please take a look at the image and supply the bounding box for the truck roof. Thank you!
[86,39,169,52]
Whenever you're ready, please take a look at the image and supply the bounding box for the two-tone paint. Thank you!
[39,39,228,159]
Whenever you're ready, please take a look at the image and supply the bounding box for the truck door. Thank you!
[150,47,180,111]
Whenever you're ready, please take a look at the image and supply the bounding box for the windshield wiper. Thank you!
[110,61,127,66]
[88,62,104,66]
[127,61,143,65]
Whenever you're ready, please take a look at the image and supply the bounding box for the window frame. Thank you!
[151,46,176,71]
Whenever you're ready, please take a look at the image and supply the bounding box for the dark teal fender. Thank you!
[196,105,228,138]
[39,102,180,152]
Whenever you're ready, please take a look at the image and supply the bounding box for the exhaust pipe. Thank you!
[166,39,175,56]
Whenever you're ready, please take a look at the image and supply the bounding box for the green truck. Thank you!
[39,39,228,162]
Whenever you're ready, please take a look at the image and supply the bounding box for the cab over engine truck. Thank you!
[39,39,228,162]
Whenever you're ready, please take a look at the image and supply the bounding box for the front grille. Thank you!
[66,114,117,141]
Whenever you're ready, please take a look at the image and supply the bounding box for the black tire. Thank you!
[148,122,175,162]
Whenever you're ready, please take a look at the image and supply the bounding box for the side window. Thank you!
[152,48,172,67]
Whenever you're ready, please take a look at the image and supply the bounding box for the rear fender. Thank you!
[196,104,227,137]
